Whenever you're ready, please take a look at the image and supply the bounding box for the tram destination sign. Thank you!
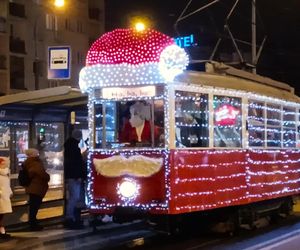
[47,46,71,80]
[102,86,156,99]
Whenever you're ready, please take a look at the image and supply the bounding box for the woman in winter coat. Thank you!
[23,148,50,231]
[0,156,12,239]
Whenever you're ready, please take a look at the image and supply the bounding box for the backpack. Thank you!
[18,165,31,187]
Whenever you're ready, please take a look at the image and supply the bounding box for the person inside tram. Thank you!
[249,130,264,147]
[120,101,161,147]
[177,113,199,147]
[175,97,206,147]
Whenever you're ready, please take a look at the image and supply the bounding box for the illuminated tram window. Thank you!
[175,91,209,148]
[213,95,242,148]
[248,100,265,147]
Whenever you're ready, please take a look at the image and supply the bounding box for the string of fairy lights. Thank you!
[85,82,300,212]
[80,27,300,213]
[79,28,188,92]
[171,149,300,212]
[87,149,170,210]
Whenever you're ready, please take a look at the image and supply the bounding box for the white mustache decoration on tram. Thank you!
[93,155,163,177]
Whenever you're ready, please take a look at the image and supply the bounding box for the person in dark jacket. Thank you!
[23,148,50,231]
[63,129,86,229]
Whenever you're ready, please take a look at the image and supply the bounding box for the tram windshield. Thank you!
[94,99,164,149]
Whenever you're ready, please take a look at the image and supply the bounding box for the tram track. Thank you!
[45,220,155,250]
[44,221,155,250]
[109,214,300,250]
[5,213,300,250]
[5,220,155,250]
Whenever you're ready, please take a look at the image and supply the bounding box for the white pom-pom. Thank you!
[159,45,189,82]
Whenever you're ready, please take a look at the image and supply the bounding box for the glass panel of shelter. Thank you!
[0,122,29,193]
[35,122,64,188]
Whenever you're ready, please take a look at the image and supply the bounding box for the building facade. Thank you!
[0,0,105,95]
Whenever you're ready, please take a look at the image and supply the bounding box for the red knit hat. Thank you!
[79,28,189,92]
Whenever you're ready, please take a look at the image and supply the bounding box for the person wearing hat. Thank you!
[0,157,12,239]
[120,101,162,146]
[23,148,50,231]
[63,129,86,229]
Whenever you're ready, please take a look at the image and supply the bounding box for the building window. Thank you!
[89,37,96,47]
[9,2,26,18]
[77,51,84,65]
[10,56,25,89]
[46,14,58,31]
[77,20,84,33]
[175,91,209,148]
[65,18,72,31]
[88,8,103,21]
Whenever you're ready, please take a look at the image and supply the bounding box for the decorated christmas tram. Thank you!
[79,28,300,230]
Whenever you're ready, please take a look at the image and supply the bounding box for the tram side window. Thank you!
[248,100,265,147]
[153,99,165,147]
[282,107,296,148]
[266,104,281,147]
[94,102,117,148]
[175,91,209,148]
[213,95,242,147]
[94,103,103,148]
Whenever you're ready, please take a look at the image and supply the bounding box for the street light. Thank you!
[130,16,151,32]
[34,1,65,90]
[54,0,65,8]
[134,22,146,32]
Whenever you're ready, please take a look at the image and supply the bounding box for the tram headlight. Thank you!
[118,178,140,200]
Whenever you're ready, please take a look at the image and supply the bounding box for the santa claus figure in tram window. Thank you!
[120,101,157,146]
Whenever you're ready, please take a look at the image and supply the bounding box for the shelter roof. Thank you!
[0,86,87,107]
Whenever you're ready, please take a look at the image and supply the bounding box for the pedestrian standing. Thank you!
[63,129,86,229]
[23,148,50,231]
[0,156,12,239]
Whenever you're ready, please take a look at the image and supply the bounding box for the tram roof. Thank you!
[1,63,298,106]
[176,62,300,103]
[0,86,87,107]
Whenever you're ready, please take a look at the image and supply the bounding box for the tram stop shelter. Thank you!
[0,86,88,226]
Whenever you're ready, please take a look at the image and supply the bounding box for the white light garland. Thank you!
[79,63,167,92]
[82,28,300,216]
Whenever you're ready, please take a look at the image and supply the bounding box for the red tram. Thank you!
[79,28,300,230]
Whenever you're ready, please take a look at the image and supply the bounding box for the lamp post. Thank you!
[33,0,65,90]
[54,0,65,8]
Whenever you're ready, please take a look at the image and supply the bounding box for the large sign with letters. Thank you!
[174,34,195,48]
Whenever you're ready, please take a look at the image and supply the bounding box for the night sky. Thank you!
[105,0,300,95]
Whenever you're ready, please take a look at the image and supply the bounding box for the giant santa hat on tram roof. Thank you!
[79,28,189,93]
